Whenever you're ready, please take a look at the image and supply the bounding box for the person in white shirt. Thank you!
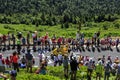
[54,55,58,67]
[58,54,63,66]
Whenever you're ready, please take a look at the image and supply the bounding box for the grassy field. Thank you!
[0,20,120,38]
[3,66,116,80]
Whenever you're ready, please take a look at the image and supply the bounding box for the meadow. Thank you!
[0,20,120,38]
[3,66,116,80]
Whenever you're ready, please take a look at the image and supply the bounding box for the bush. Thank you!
[17,74,60,80]
[4,25,10,29]
[102,25,108,30]
[114,23,120,29]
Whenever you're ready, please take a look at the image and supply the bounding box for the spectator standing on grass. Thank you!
[104,61,112,80]
[70,57,78,80]
[54,55,58,67]
[93,33,97,46]
[2,34,7,46]
[37,36,41,46]
[57,36,62,48]
[26,32,30,46]
[63,55,69,79]
[44,32,49,48]
[52,34,56,48]
[21,56,26,65]
[96,31,100,38]
[11,33,15,49]
[25,49,33,73]
[95,59,103,80]
[58,54,63,66]
[116,63,120,80]
[16,38,21,54]
[32,31,37,45]
[87,58,94,80]
[7,32,11,46]
[17,32,22,39]
[111,63,117,76]
[12,52,19,72]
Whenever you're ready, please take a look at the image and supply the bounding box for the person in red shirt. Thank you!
[12,52,19,72]
[44,32,49,47]
[9,55,13,68]
[57,37,62,48]
[52,34,56,48]
[5,57,10,68]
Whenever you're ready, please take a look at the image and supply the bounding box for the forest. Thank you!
[0,0,120,26]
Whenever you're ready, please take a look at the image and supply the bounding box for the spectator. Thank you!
[35,62,47,75]
[0,53,5,73]
[12,52,19,72]
[10,70,17,80]
[38,53,43,66]
[95,60,103,80]
[7,32,11,46]
[116,64,120,80]
[21,56,26,65]
[58,54,63,66]
[63,55,69,79]
[11,33,15,49]
[111,63,117,76]
[25,49,33,73]
[52,34,56,48]
[104,61,112,80]
[5,56,10,68]
[116,38,119,48]
[76,31,80,41]
[44,57,49,66]
[54,55,58,67]
[26,32,30,46]
[16,38,21,54]
[70,57,78,80]
[57,37,62,48]
[87,58,94,80]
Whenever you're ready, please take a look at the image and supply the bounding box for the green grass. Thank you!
[0,20,120,38]
[2,66,116,80]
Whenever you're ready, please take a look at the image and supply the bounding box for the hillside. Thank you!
[0,0,120,25]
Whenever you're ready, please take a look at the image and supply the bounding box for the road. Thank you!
[1,45,120,67]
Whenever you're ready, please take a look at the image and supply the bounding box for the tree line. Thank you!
[0,0,120,26]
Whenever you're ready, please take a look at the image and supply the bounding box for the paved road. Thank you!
[1,46,120,67]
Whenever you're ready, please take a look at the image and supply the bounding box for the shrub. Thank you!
[102,25,108,30]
